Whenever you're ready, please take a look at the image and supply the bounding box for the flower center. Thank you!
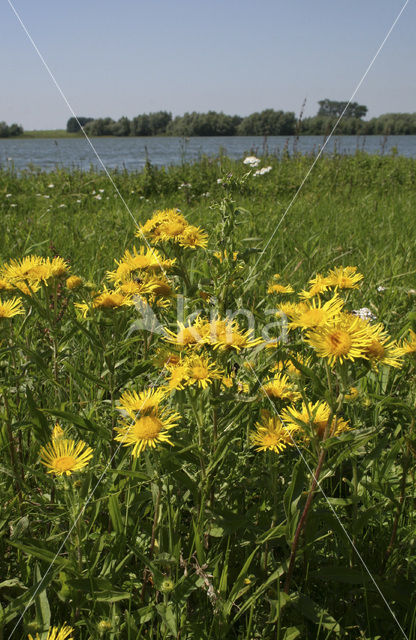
[191,365,209,380]
[162,221,186,236]
[54,455,76,472]
[367,340,385,359]
[178,328,200,345]
[326,329,352,355]
[133,415,163,440]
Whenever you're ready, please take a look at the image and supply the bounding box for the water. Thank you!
[1,135,415,172]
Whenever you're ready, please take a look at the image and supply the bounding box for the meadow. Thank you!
[1,152,416,640]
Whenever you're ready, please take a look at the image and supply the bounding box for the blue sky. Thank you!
[1,0,415,129]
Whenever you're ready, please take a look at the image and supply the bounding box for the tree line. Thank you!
[66,102,416,137]
[3,101,416,137]
[0,121,24,138]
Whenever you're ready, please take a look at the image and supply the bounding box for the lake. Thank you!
[1,135,416,172]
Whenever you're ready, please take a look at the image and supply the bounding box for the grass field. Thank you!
[1,153,416,639]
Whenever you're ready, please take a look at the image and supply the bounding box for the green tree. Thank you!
[66,117,94,133]
[317,99,368,119]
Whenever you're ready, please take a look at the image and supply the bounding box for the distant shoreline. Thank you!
[15,130,416,139]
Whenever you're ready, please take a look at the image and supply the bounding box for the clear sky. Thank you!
[1,0,415,130]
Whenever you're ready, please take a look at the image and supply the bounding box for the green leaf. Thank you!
[156,603,177,636]
[108,493,124,535]
[290,592,341,633]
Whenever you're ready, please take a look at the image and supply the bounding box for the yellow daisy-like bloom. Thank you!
[325,266,364,290]
[1,255,45,283]
[277,301,306,319]
[164,320,205,349]
[0,296,24,318]
[75,287,133,317]
[251,412,298,454]
[166,362,189,390]
[117,387,168,419]
[298,274,330,300]
[10,280,41,296]
[267,283,294,295]
[281,401,350,440]
[186,354,223,389]
[66,275,83,290]
[306,313,372,365]
[400,329,416,354]
[221,376,234,389]
[0,277,13,291]
[150,277,176,298]
[28,623,74,640]
[108,246,174,283]
[1,255,69,286]
[138,209,188,243]
[364,331,404,369]
[262,373,301,403]
[271,355,311,377]
[47,256,69,278]
[114,406,180,456]
[116,277,157,297]
[289,294,344,331]
[209,319,263,352]
[40,438,93,476]
[178,225,208,249]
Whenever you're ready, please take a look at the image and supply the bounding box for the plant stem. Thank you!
[283,447,326,594]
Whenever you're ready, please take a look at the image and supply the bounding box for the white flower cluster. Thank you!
[253,166,272,177]
[243,155,260,167]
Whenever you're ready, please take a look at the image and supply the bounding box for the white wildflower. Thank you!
[243,156,260,167]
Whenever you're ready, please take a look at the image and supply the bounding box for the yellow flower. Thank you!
[66,275,83,290]
[117,387,168,419]
[116,278,156,297]
[0,296,24,318]
[185,354,223,389]
[306,313,372,365]
[28,623,74,640]
[400,329,416,354]
[325,266,363,290]
[108,246,174,282]
[208,318,263,351]
[281,401,350,440]
[47,256,69,278]
[40,438,93,476]
[1,255,45,283]
[271,355,311,377]
[267,283,294,295]
[262,373,301,403]
[114,407,180,456]
[213,250,238,263]
[221,376,234,389]
[1,255,69,286]
[251,412,298,454]
[138,209,188,243]
[51,424,65,440]
[364,330,404,369]
[345,387,359,401]
[75,287,133,317]
[0,277,13,291]
[164,320,205,349]
[178,225,208,249]
[289,294,344,331]
[166,362,190,390]
[298,274,329,300]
